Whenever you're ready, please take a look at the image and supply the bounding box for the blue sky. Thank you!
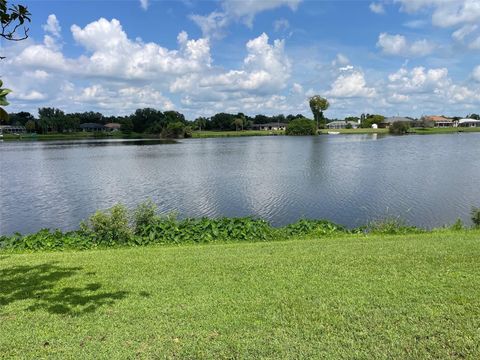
[3,0,480,119]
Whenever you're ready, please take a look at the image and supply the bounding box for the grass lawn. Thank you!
[1,231,480,359]
[319,128,388,134]
[2,132,156,141]
[192,130,284,138]
[410,127,480,134]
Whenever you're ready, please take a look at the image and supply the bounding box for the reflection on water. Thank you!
[1,134,479,234]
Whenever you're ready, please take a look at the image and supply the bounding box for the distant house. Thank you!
[380,116,414,128]
[326,120,359,129]
[0,125,26,134]
[104,123,122,131]
[251,123,287,131]
[423,115,453,128]
[80,123,106,132]
[457,118,480,128]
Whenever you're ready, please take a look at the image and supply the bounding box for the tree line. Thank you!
[2,107,310,135]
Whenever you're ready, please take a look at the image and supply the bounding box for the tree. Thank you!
[361,114,384,128]
[309,95,329,130]
[285,118,316,136]
[38,107,65,133]
[194,117,207,131]
[0,80,11,123]
[25,119,35,132]
[233,117,244,131]
[468,114,480,120]
[389,121,410,135]
[0,1,31,121]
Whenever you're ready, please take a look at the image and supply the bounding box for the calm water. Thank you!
[1,134,479,234]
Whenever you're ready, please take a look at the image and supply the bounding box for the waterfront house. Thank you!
[457,118,480,127]
[423,115,453,127]
[0,125,26,134]
[326,120,359,129]
[80,123,106,132]
[381,116,413,128]
[105,123,122,131]
[251,122,287,131]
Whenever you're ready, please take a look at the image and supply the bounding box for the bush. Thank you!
[133,200,158,235]
[162,122,185,138]
[285,118,316,136]
[362,217,422,235]
[80,204,133,245]
[471,207,480,228]
[389,121,410,135]
[282,219,346,237]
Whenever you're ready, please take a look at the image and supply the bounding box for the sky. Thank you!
[2,0,480,120]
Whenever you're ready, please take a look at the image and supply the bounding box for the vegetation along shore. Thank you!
[2,105,480,141]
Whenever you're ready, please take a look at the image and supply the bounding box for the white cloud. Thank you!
[369,3,385,14]
[452,24,478,42]
[473,65,480,82]
[139,0,149,11]
[42,14,61,37]
[332,53,350,67]
[377,33,435,57]
[327,68,376,98]
[395,0,480,51]
[190,0,301,38]
[171,33,290,95]
[388,66,450,93]
[470,36,480,49]
[274,18,290,32]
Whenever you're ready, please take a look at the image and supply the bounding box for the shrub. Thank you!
[471,207,480,228]
[363,217,422,235]
[162,122,185,138]
[285,118,316,136]
[133,200,158,235]
[80,204,133,245]
[389,121,410,135]
[450,218,464,231]
[282,219,346,237]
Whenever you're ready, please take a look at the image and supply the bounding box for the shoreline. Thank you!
[2,127,480,141]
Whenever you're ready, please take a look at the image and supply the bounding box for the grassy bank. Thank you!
[410,127,480,135]
[1,230,479,358]
[1,132,158,141]
[192,130,285,138]
[319,128,388,134]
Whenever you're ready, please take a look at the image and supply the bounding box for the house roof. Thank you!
[105,123,121,128]
[459,118,480,124]
[327,121,358,126]
[383,116,413,123]
[252,122,287,127]
[424,115,452,122]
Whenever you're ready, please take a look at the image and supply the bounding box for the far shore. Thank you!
[2,126,480,141]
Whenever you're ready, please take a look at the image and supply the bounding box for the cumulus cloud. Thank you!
[190,0,301,38]
[377,33,435,57]
[388,66,450,94]
[395,0,480,51]
[42,14,61,37]
[171,33,291,96]
[326,68,376,98]
[369,3,385,14]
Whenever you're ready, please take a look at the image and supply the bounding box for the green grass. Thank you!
[1,230,480,358]
[410,127,480,134]
[192,130,284,138]
[2,132,157,141]
[320,128,388,134]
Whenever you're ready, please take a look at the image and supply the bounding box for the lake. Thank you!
[1,134,479,234]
